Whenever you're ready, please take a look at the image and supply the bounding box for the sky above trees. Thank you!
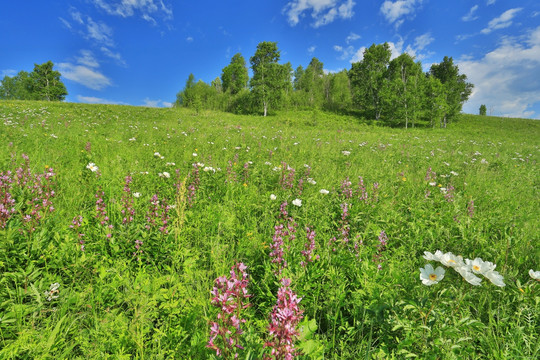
[1,0,539,119]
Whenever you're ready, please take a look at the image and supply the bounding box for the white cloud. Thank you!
[283,0,355,28]
[91,0,173,22]
[346,32,361,44]
[308,45,316,53]
[142,98,171,107]
[462,5,479,22]
[1,69,17,78]
[59,17,72,29]
[481,8,522,34]
[414,32,434,51]
[350,46,366,63]
[380,0,422,27]
[487,0,496,5]
[76,50,100,68]
[86,17,114,46]
[100,47,126,67]
[58,50,112,90]
[459,26,540,119]
[186,36,193,42]
[77,95,125,105]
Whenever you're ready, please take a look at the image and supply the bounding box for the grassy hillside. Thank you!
[0,100,538,359]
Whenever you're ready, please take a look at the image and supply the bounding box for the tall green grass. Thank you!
[0,100,538,359]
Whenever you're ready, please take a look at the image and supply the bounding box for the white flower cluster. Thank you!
[44,282,60,301]
[420,250,505,287]
[158,172,170,178]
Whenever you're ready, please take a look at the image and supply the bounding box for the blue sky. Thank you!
[1,0,539,118]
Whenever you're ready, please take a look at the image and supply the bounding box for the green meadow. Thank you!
[0,100,538,359]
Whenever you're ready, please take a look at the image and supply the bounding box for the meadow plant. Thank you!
[264,278,303,359]
[69,215,85,251]
[300,226,319,267]
[121,175,135,224]
[145,194,170,234]
[207,263,251,359]
[340,177,353,199]
[0,171,15,228]
[95,188,113,238]
[373,230,388,270]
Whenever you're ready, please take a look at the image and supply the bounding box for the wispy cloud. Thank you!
[346,32,361,44]
[142,98,172,107]
[481,8,522,34]
[459,26,540,119]
[308,45,316,53]
[462,5,479,22]
[380,0,423,28]
[100,47,126,67]
[414,33,434,51]
[58,50,112,90]
[85,17,114,46]
[283,0,355,28]
[1,69,17,78]
[91,0,173,23]
[77,95,126,105]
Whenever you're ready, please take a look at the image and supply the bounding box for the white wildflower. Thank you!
[420,264,445,285]
[292,198,302,207]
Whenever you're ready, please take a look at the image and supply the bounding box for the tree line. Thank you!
[0,61,68,102]
[176,41,473,128]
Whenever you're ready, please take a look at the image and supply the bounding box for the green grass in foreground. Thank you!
[0,100,539,359]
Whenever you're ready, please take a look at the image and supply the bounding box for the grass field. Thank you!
[0,100,538,359]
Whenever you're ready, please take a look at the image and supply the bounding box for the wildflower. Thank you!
[86,162,99,172]
[44,283,60,301]
[465,258,496,275]
[420,264,445,285]
[133,192,141,198]
[270,194,277,201]
[192,152,198,157]
[480,158,488,164]
[306,177,316,185]
[440,252,465,268]
[454,266,483,286]
[159,172,171,179]
[529,269,540,280]
[485,270,506,287]
[423,250,444,262]
[203,166,216,173]
[319,189,329,195]
[342,150,351,156]
[292,198,302,207]
[429,181,436,186]
[450,171,459,176]
[265,278,303,359]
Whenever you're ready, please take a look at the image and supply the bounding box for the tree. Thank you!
[30,61,68,101]
[0,62,67,101]
[250,41,289,116]
[326,70,351,111]
[429,56,473,127]
[349,43,392,120]
[479,104,487,116]
[423,75,449,128]
[383,53,424,128]
[175,73,196,107]
[221,53,248,95]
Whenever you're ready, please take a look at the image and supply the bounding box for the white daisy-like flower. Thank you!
[429,182,437,186]
[133,192,141,198]
[307,178,316,185]
[529,269,540,281]
[166,162,175,166]
[450,171,459,176]
[319,189,329,195]
[270,194,277,201]
[86,163,99,172]
[192,153,198,157]
[454,266,482,286]
[440,252,465,268]
[159,172,170,179]
[465,258,496,275]
[292,198,302,207]
[154,152,161,157]
[484,270,505,287]
[264,162,272,166]
[423,250,444,262]
[342,150,351,156]
[420,264,445,285]
[203,166,216,173]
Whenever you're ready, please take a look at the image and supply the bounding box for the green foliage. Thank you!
[479,104,487,116]
[0,101,538,358]
[0,61,67,101]
[221,53,249,95]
